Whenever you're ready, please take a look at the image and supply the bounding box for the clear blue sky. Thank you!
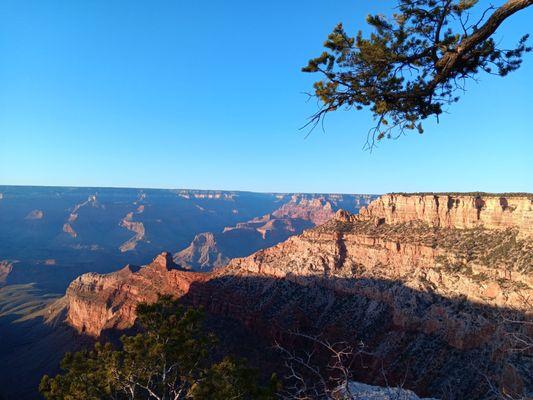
[1,0,531,193]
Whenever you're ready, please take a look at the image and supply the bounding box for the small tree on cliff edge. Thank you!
[303,0,532,149]
[39,296,278,400]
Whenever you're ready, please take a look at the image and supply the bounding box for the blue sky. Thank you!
[1,0,531,194]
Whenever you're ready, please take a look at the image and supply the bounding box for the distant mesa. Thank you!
[62,223,77,238]
[177,190,236,200]
[119,207,146,252]
[25,209,44,220]
[174,232,228,271]
[0,260,14,285]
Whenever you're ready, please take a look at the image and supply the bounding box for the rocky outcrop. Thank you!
[360,194,532,236]
[0,261,14,285]
[24,210,44,220]
[62,223,77,238]
[174,232,229,270]
[270,195,335,225]
[65,252,208,336]
[67,195,98,224]
[119,208,146,252]
[224,216,531,348]
[62,195,99,239]
[345,382,437,400]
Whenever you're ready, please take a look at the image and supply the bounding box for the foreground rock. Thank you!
[346,382,437,400]
[59,193,533,399]
[66,252,208,336]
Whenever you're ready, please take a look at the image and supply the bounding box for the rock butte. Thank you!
[58,193,533,398]
[25,209,44,220]
[65,252,209,336]
[174,194,352,271]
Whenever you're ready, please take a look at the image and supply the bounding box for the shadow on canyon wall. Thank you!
[0,292,87,399]
[1,274,530,400]
[177,274,531,400]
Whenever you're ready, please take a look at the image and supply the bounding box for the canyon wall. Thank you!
[174,193,377,271]
[65,252,209,336]
[360,193,532,235]
[58,193,533,399]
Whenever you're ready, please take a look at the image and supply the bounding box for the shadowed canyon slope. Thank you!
[60,193,533,399]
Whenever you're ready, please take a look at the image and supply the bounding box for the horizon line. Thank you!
[1,184,531,197]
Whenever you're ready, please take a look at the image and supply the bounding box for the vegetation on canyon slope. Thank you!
[39,296,278,400]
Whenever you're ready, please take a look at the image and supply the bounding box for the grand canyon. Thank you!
[0,186,377,398]
[1,189,530,399]
[2,1,532,398]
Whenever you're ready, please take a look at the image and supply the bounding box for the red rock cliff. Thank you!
[359,194,532,236]
[65,252,208,336]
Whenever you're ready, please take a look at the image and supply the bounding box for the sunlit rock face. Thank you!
[60,193,532,399]
[64,252,209,337]
[359,193,532,236]
[174,193,378,271]
[345,382,438,400]
[0,261,14,286]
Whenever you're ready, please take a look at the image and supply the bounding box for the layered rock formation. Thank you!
[222,212,531,350]
[59,193,533,399]
[360,193,532,236]
[0,261,14,286]
[65,252,208,336]
[0,186,379,399]
[174,232,229,270]
[268,195,335,225]
[174,194,376,271]
[119,205,146,252]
